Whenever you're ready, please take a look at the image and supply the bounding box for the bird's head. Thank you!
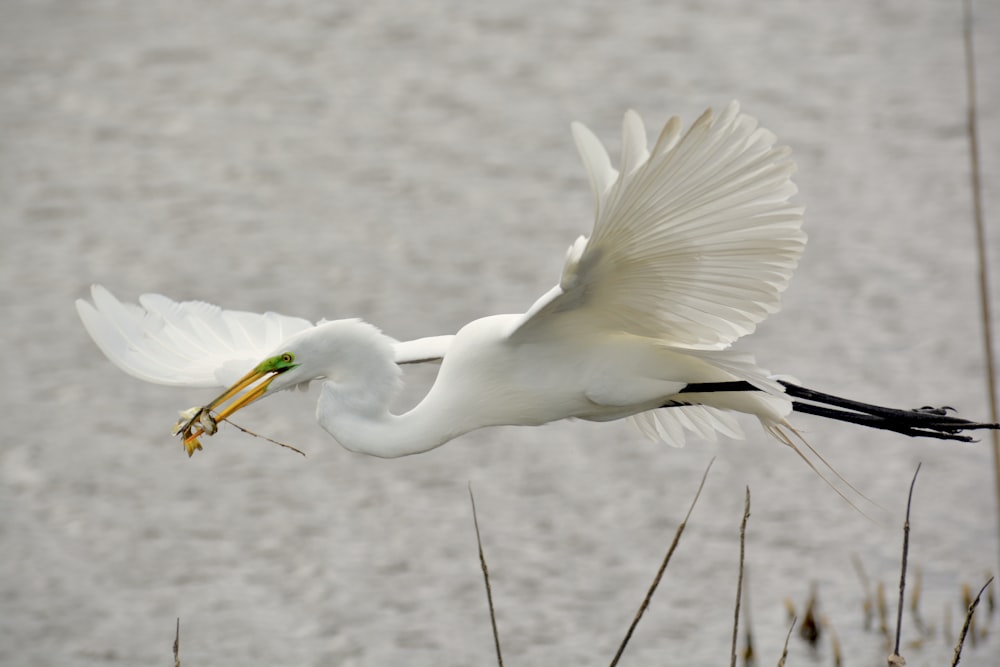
[175,319,401,453]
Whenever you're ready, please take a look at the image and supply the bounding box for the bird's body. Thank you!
[303,316,787,458]
[77,101,997,461]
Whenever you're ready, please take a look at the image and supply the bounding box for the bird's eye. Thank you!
[281,353,294,364]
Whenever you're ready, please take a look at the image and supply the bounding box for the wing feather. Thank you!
[78,285,314,387]
[513,102,805,349]
[629,405,745,448]
[619,109,650,177]
[571,121,618,209]
[78,286,452,388]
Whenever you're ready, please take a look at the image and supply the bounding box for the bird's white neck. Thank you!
[316,380,463,458]
[281,319,464,458]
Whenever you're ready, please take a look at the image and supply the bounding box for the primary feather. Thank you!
[513,101,805,350]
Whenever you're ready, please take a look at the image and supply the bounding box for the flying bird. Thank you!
[77,102,997,465]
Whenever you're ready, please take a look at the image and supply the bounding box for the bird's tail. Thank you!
[628,347,791,448]
[668,382,868,506]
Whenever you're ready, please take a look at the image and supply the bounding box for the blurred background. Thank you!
[2,0,999,664]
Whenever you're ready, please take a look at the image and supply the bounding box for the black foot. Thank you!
[913,405,955,416]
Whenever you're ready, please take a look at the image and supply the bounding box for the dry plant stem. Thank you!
[776,617,796,667]
[909,567,928,636]
[987,574,996,616]
[825,617,842,667]
[963,0,1000,578]
[952,577,994,666]
[877,582,890,642]
[893,463,922,658]
[609,457,715,667]
[851,553,874,630]
[742,628,755,667]
[731,486,750,667]
[221,418,306,456]
[960,584,976,648]
[741,573,755,667]
[173,617,180,667]
[799,586,819,645]
[468,484,503,667]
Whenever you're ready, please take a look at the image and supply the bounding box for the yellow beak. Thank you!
[206,367,280,423]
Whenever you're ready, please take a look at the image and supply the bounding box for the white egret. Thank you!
[77,102,997,461]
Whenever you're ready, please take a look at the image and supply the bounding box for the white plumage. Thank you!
[78,102,808,457]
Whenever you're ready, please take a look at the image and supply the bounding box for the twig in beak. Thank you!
[220,419,306,457]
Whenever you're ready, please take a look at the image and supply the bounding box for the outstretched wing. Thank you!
[511,102,805,349]
[77,285,316,387]
[77,286,454,387]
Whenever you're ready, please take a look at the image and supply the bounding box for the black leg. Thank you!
[675,380,998,441]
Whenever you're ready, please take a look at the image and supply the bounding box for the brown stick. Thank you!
[221,418,306,457]
[963,0,1000,583]
[890,463,921,663]
[776,616,796,667]
[952,577,994,666]
[173,617,181,667]
[609,458,715,667]
[468,484,503,667]
[731,486,751,667]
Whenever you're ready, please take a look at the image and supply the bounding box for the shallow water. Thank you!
[2,0,1000,665]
